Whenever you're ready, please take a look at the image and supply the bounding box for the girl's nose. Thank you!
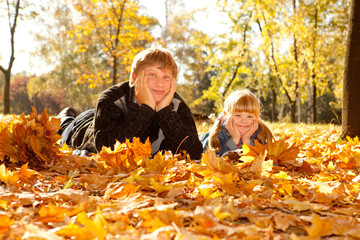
[239,117,247,123]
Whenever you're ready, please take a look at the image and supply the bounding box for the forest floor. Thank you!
[1,110,360,240]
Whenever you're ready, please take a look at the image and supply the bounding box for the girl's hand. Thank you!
[134,70,156,109]
[155,77,176,111]
[225,117,241,145]
[240,119,259,145]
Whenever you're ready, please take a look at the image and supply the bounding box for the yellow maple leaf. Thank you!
[138,208,183,232]
[241,139,301,168]
[0,107,62,168]
[127,137,152,157]
[267,139,300,167]
[37,202,87,223]
[96,141,138,171]
[56,223,91,240]
[201,148,235,175]
[18,163,37,183]
[196,183,223,199]
[37,203,69,223]
[143,151,176,174]
[75,210,107,240]
[0,215,14,234]
[242,140,266,157]
[103,182,140,200]
[148,178,176,193]
[306,214,333,238]
[212,172,238,194]
[0,199,7,210]
[249,150,267,178]
[213,204,231,220]
[272,211,297,231]
[0,164,19,188]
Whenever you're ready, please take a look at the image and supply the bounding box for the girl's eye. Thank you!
[149,73,156,78]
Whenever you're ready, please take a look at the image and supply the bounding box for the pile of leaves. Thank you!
[1,110,360,239]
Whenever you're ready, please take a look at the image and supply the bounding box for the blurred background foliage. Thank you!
[0,0,348,124]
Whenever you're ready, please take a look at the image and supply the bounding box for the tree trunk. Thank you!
[306,83,317,124]
[341,0,360,139]
[0,0,21,114]
[278,94,286,122]
[271,87,278,122]
[4,70,11,114]
[306,84,312,123]
[311,7,318,124]
[290,100,296,123]
[297,95,301,123]
[312,83,317,123]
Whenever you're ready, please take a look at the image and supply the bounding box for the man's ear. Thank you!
[131,72,136,84]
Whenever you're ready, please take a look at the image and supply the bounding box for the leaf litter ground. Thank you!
[1,109,360,239]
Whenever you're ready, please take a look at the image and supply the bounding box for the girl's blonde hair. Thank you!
[209,89,274,152]
[129,47,178,87]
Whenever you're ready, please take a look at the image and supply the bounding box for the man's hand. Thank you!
[155,77,176,112]
[134,70,156,109]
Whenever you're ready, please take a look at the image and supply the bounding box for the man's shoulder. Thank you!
[173,92,191,110]
[173,92,185,102]
[105,81,130,92]
[99,81,131,100]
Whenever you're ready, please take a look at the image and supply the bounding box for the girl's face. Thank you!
[143,65,173,104]
[228,111,257,128]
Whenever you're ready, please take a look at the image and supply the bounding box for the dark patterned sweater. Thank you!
[70,81,203,160]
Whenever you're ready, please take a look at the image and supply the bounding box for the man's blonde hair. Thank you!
[129,47,178,87]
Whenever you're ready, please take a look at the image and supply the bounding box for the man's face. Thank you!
[143,65,173,104]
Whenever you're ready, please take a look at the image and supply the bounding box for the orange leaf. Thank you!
[143,151,176,173]
[0,215,14,234]
[0,164,19,189]
[201,148,235,174]
[0,107,62,168]
[76,210,107,240]
[56,223,91,240]
[18,163,37,183]
[267,139,301,167]
[103,182,140,200]
[127,137,152,157]
[306,214,333,238]
[37,202,87,223]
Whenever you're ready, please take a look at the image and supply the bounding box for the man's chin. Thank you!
[154,96,166,103]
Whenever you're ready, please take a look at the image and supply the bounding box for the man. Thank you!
[57,47,203,159]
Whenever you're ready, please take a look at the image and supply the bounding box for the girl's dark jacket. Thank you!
[61,81,203,160]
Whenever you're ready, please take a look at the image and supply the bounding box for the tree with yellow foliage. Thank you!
[68,0,157,87]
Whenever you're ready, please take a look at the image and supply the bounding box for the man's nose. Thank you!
[156,77,165,86]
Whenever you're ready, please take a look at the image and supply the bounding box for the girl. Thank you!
[200,89,274,157]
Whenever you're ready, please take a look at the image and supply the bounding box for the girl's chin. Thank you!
[238,127,250,132]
